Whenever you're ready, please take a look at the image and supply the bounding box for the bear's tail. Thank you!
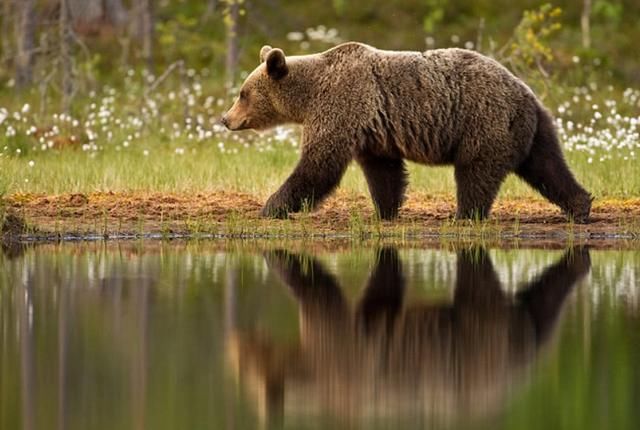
[515,104,592,223]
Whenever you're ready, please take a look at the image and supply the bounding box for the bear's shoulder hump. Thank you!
[323,42,373,58]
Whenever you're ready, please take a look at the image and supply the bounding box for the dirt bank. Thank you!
[3,191,640,242]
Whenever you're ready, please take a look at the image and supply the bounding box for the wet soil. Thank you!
[3,190,640,243]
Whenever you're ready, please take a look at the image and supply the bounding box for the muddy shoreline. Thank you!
[2,191,640,247]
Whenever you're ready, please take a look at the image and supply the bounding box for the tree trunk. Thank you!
[66,0,127,35]
[581,0,591,49]
[67,0,100,34]
[104,0,128,27]
[202,0,218,21]
[130,0,154,71]
[141,0,153,70]
[225,0,240,89]
[1,0,12,67]
[14,0,35,88]
[60,0,73,114]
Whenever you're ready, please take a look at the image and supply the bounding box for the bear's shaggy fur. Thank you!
[222,43,592,222]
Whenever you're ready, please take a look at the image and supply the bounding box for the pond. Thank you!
[1,242,639,430]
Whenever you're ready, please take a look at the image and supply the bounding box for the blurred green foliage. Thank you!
[422,0,447,33]
[0,0,638,92]
[495,4,564,98]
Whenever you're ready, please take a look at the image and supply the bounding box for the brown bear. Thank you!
[222,43,592,222]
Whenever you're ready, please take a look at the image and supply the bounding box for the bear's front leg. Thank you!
[454,162,509,220]
[261,192,296,219]
[356,153,408,220]
[261,135,352,218]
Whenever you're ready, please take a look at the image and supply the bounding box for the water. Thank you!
[1,242,639,430]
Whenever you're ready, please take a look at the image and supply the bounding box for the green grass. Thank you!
[0,144,638,201]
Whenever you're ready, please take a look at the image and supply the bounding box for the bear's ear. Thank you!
[265,48,288,80]
[259,45,272,63]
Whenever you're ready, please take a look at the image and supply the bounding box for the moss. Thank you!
[2,212,26,238]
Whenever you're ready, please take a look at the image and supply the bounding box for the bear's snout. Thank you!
[221,111,248,131]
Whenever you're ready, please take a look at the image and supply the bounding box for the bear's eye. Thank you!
[239,90,248,100]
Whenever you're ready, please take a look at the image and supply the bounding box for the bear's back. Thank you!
[322,43,533,99]
[308,43,540,165]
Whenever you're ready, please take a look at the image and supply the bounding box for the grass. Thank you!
[0,144,638,201]
[0,180,6,232]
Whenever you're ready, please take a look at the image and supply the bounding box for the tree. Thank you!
[14,0,35,87]
[1,0,12,67]
[60,0,73,113]
[68,0,102,32]
[225,0,240,89]
[203,0,218,21]
[581,0,592,49]
[67,0,127,35]
[104,0,128,27]
[130,0,154,70]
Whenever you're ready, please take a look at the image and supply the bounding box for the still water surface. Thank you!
[0,242,639,430]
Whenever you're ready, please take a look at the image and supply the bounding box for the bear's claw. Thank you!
[566,194,593,224]
[260,205,290,219]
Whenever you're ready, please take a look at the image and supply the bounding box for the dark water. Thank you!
[1,242,639,430]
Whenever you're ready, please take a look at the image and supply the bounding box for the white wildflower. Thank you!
[287,32,304,41]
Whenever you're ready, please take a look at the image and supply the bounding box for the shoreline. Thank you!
[2,190,640,246]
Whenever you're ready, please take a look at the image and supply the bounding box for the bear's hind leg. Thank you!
[356,154,408,220]
[454,162,508,220]
[516,142,592,223]
[516,106,592,223]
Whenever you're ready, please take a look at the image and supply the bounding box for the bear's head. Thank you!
[221,46,293,131]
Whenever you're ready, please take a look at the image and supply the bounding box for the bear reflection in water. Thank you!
[226,247,590,424]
